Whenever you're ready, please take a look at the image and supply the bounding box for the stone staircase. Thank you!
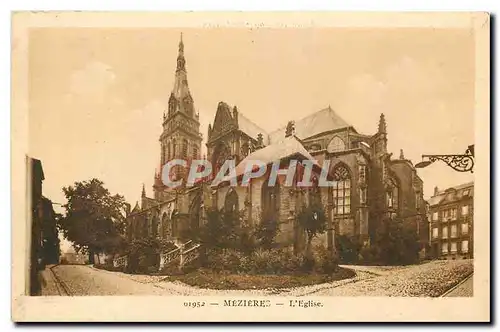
[159,240,201,270]
[113,240,201,272]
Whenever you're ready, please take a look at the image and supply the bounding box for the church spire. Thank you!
[141,183,146,197]
[168,32,195,118]
[176,32,186,72]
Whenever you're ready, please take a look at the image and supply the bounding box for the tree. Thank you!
[58,179,128,264]
[254,209,280,250]
[372,218,421,265]
[297,201,327,260]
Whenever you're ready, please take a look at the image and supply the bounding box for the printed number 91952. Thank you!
[184,301,206,308]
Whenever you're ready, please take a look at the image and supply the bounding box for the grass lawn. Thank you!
[164,267,356,290]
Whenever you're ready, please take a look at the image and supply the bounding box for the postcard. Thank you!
[11,11,490,322]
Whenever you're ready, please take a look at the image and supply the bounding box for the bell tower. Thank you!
[154,33,203,201]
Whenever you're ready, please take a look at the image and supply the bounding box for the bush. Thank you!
[204,248,244,273]
[371,219,421,265]
[358,244,378,264]
[314,244,339,275]
[125,237,177,273]
[336,235,363,264]
[203,246,339,275]
[252,248,283,274]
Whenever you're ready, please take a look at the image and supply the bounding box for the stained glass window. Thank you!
[332,165,351,215]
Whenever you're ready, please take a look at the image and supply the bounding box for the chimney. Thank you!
[434,186,439,196]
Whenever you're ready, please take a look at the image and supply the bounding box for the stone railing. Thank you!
[112,240,202,272]
[159,240,202,270]
[180,243,201,267]
[159,247,181,270]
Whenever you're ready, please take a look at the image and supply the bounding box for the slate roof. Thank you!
[237,113,268,142]
[268,106,351,144]
[223,136,317,182]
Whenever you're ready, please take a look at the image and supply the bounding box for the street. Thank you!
[43,260,473,297]
[44,265,178,295]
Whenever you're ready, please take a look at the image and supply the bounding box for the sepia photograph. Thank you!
[11,11,490,322]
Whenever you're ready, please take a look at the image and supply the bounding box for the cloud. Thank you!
[69,61,116,98]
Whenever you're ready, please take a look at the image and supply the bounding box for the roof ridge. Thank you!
[437,181,474,195]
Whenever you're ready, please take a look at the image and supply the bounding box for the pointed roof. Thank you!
[168,33,196,118]
[131,201,141,214]
[268,106,351,144]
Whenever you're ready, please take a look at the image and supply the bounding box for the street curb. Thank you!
[49,264,72,296]
[440,272,473,297]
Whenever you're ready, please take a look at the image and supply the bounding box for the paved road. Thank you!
[315,259,473,297]
[444,275,473,297]
[49,265,178,295]
[46,260,473,297]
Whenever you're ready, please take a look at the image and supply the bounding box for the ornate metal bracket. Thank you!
[415,145,474,173]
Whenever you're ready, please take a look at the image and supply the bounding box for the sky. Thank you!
[28,27,475,223]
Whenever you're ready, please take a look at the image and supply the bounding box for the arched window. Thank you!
[182,139,188,158]
[327,136,346,153]
[332,164,351,215]
[193,145,198,159]
[224,188,239,213]
[262,176,280,222]
[387,178,399,210]
[172,139,176,158]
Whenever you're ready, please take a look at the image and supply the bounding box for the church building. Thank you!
[126,35,428,255]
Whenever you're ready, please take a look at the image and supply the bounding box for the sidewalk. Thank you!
[39,264,63,296]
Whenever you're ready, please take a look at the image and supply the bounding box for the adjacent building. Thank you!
[27,156,60,295]
[427,182,474,259]
[127,35,427,256]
